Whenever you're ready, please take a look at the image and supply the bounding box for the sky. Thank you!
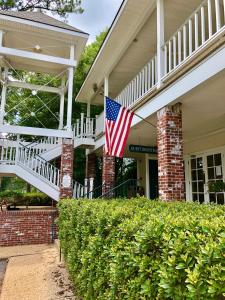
[68,0,123,44]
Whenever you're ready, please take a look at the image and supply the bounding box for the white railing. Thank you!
[73,181,85,199]
[0,139,16,164]
[115,55,157,108]
[0,139,60,188]
[73,113,96,139]
[18,145,60,187]
[163,0,225,76]
[95,112,104,137]
[24,136,61,156]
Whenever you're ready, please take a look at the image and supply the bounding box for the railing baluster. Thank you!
[208,0,213,38]
[178,31,182,64]
[183,25,187,59]
[164,44,167,75]
[189,19,193,55]
[169,40,172,72]
[215,0,221,31]
[195,13,199,50]
[201,6,206,43]
[173,36,177,68]
[152,59,155,86]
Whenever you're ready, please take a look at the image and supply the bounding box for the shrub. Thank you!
[0,191,52,206]
[58,199,225,300]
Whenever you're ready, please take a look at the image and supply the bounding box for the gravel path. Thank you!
[0,243,78,300]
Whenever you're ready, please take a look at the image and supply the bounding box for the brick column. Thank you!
[157,103,184,201]
[60,139,74,199]
[102,152,115,196]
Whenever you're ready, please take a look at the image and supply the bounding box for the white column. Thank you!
[59,76,66,129]
[103,76,109,132]
[0,67,8,126]
[66,45,75,131]
[157,0,165,88]
[87,101,91,118]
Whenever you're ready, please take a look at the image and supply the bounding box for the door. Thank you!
[206,153,224,205]
[190,152,225,204]
[149,160,158,200]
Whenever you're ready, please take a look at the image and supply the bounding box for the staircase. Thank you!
[0,114,97,200]
[0,139,85,201]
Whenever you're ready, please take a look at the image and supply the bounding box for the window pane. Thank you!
[193,193,198,202]
[214,154,222,166]
[197,157,203,168]
[207,155,214,167]
[199,194,204,204]
[198,182,204,193]
[191,159,196,169]
[209,193,216,203]
[192,170,197,181]
[217,193,224,205]
[197,169,203,181]
[192,182,197,192]
[208,167,215,180]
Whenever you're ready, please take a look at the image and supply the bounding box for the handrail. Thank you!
[17,142,60,187]
[99,179,140,199]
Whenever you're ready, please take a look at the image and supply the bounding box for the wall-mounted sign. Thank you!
[129,145,157,154]
[62,174,71,188]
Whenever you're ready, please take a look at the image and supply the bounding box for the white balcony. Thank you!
[113,0,225,109]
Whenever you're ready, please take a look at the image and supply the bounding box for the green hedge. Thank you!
[0,191,52,206]
[58,199,225,300]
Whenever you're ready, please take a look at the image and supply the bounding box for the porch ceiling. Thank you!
[0,13,88,74]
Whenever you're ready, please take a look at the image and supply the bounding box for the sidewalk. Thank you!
[0,243,76,300]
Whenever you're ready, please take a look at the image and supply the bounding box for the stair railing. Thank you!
[23,136,61,156]
[99,179,140,199]
[18,142,60,188]
[73,180,85,199]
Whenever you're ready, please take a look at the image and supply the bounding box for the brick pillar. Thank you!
[157,103,184,201]
[60,139,74,199]
[102,151,115,196]
[86,153,96,179]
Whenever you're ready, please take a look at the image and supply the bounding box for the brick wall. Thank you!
[157,104,185,201]
[60,139,74,199]
[102,152,115,196]
[0,210,58,246]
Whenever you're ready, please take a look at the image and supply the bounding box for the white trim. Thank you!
[7,80,61,94]
[0,46,77,67]
[0,14,89,39]
[0,125,73,138]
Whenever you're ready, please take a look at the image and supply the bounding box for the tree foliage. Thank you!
[0,0,83,16]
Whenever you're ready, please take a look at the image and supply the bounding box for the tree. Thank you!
[0,0,83,16]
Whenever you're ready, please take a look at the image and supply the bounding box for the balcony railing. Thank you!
[113,0,225,110]
[163,0,225,76]
[73,113,96,139]
[115,55,157,108]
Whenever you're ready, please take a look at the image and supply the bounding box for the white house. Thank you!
[75,0,225,204]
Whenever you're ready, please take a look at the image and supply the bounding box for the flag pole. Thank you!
[132,112,156,128]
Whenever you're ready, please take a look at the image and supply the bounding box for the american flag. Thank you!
[105,97,134,158]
